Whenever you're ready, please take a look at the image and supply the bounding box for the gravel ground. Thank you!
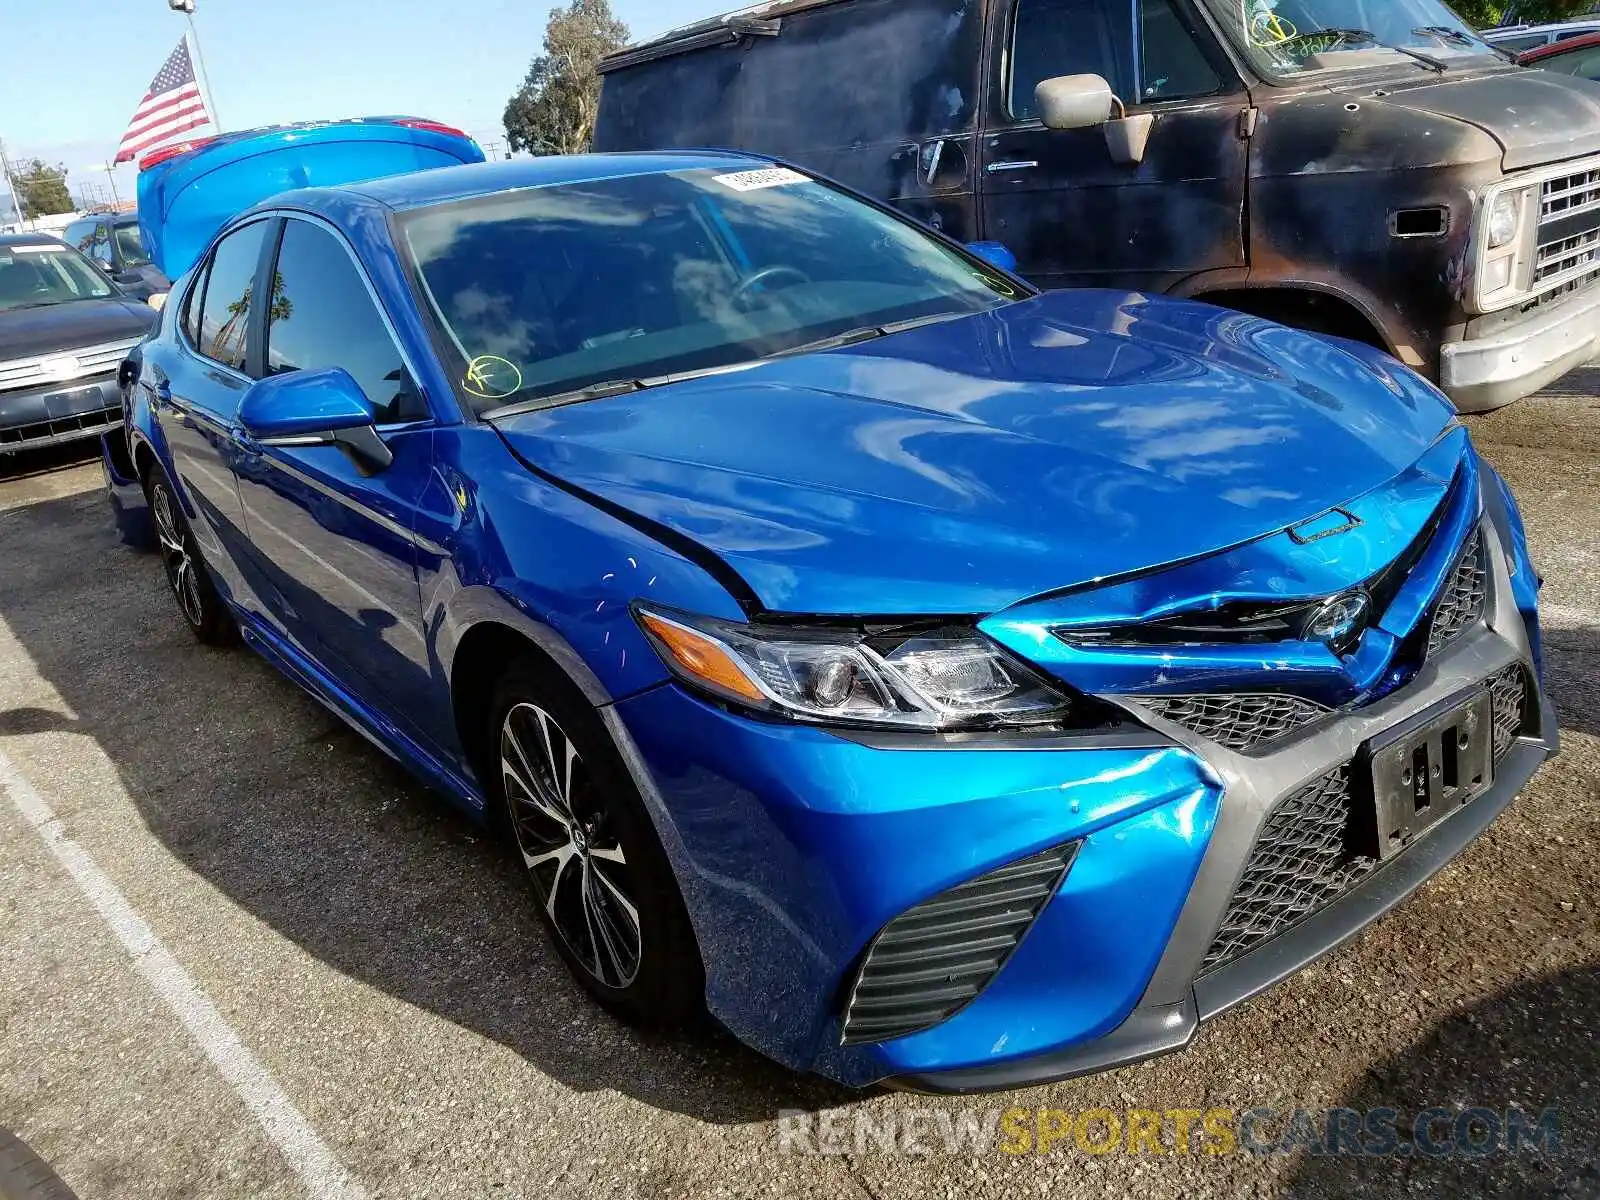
[0,380,1595,1200]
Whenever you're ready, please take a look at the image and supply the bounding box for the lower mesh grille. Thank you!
[840,843,1077,1045]
[1489,664,1529,759]
[1426,529,1487,658]
[1199,767,1374,975]
[1133,693,1330,752]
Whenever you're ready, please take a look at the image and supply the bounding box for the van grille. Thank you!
[1531,167,1600,304]
[1541,167,1600,221]
[839,843,1077,1045]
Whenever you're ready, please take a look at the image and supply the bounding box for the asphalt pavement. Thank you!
[0,379,1595,1200]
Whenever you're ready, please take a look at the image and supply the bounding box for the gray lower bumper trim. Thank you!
[891,713,1556,1096]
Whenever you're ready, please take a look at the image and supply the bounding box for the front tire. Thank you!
[144,469,235,646]
[489,655,703,1028]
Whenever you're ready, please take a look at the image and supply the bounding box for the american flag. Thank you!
[113,37,215,165]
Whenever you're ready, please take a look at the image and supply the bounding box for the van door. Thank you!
[978,0,1249,292]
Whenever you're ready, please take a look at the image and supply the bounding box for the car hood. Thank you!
[494,292,1456,616]
[0,297,155,361]
[1340,67,1600,171]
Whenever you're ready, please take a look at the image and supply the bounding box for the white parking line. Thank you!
[0,749,368,1200]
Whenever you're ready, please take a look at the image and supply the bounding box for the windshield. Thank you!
[399,167,1022,413]
[0,243,115,312]
[1198,0,1496,77]
[113,221,151,267]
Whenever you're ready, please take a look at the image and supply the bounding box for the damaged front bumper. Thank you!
[1441,282,1600,413]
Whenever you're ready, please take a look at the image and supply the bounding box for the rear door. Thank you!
[149,218,271,601]
[229,213,439,736]
[978,0,1249,292]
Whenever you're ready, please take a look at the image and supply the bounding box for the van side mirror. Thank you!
[239,366,394,473]
[1036,75,1116,130]
[1036,74,1155,167]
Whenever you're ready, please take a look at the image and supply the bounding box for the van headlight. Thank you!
[1473,182,1537,313]
[635,604,1074,731]
[1487,193,1520,249]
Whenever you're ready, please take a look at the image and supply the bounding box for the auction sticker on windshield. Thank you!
[12,245,70,254]
[713,167,810,192]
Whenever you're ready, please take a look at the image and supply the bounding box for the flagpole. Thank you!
[0,138,24,229]
[184,19,222,132]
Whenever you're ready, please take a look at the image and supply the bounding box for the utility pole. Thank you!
[168,0,223,131]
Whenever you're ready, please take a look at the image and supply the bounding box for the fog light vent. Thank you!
[839,842,1078,1045]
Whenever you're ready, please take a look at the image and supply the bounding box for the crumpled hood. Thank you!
[494,291,1456,616]
[0,297,154,361]
[1341,67,1600,171]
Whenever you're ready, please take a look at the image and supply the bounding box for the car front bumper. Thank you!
[0,374,122,454]
[606,493,1554,1091]
[1441,283,1600,412]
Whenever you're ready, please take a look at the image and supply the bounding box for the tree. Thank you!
[1456,0,1598,25]
[503,0,630,156]
[9,160,72,220]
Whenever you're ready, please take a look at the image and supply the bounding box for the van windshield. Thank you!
[399,167,1023,414]
[1197,0,1497,77]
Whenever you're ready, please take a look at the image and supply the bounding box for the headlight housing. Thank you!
[636,605,1073,731]
[1472,180,1538,314]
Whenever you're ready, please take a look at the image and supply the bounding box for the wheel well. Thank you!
[450,621,559,787]
[1194,288,1391,352]
[133,438,158,484]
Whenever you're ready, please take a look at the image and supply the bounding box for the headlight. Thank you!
[636,605,1072,731]
[1487,193,1520,250]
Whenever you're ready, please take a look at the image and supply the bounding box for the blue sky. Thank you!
[0,0,729,212]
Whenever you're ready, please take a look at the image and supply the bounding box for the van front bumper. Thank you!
[1441,284,1600,412]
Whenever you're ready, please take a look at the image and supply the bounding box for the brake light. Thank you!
[139,136,218,171]
[392,118,471,141]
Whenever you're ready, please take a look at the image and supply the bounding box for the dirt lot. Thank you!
[0,378,1596,1200]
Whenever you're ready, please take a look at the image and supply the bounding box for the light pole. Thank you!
[168,0,222,131]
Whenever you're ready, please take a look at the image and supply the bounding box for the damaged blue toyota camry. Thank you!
[110,146,1555,1092]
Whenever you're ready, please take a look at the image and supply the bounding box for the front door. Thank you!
[228,214,439,740]
[979,0,1250,293]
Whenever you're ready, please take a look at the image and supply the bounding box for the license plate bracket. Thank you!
[1365,690,1494,861]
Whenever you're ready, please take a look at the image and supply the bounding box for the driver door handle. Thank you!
[986,160,1039,174]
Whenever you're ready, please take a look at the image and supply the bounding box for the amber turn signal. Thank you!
[638,611,767,704]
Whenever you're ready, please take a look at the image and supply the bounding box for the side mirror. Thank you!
[1036,74,1116,130]
[966,241,1019,273]
[1036,74,1155,166]
[239,366,393,473]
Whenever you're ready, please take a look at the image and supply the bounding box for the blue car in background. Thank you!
[108,143,1556,1091]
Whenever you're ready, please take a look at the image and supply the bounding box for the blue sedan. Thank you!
[112,150,1555,1091]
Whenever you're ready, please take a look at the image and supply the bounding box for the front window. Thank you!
[1197,0,1496,78]
[399,167,1022,414]
[113,222,151,267]
[0,243,115,312]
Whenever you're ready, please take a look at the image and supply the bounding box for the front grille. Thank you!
[1541,167,1600,221]
[1489,664,1528,760]
[1426,529,1487,659]
[0,402,120,447]
[1200,767,1374,975]
[0,341,138,394]
[1132,693,1330,753]
[840,843,1077,1045]
[1533,227,1600,286]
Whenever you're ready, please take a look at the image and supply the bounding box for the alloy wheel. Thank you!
[151,480,205,628]
[501,701,643,988]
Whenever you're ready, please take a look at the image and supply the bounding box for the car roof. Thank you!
[1521,30,1600,60]
[1490,18,1600,35]
[337,150,772,211]
[0,233,67,248]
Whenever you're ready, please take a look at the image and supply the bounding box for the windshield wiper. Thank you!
[482,361,762,421]
[1309,28,1448,73]
[1413,25,1478,49]
[772,311,970,360]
